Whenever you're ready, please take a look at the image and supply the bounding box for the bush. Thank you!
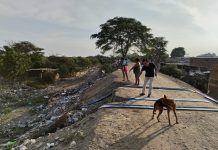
[101,64,116,73]
[160,64,182,78]
[42,72,56,84]
[181,74,208,93]
[59,65,71,77]
[1,107,13,114]
[26,80,48,89]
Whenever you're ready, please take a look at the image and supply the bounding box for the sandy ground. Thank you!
[19,66,218,150]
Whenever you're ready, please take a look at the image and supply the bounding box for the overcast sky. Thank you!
[0,0,218,57]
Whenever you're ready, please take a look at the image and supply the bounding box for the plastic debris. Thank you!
[47,143,55,148]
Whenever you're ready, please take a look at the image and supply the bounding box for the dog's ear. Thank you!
[164,95,167,99]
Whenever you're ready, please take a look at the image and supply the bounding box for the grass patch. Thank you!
[1,107,13,114]
[26,80,48,89]
[11,96,47,108]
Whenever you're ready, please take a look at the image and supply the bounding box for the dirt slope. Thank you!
[17,67,218,150]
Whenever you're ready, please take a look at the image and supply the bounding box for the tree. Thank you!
[9,41,45,68]
[0,46,31,79]
[143,37,168,65]
[0,41,44,79]
[170,47,186,57]
[91,17,153,58]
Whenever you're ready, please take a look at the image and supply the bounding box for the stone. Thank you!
[23,139,30,145]
[71,129,76,134]
[73,117,79,122]
[82,107,87,112]
[69,141,76,148]
[59,138,65,142]
[19,145,28,150]
[77,131,85,138]
[47,143,55,149]
[44,96,49,99]
[35,142,43,149]
[30,139,36,144]
[55,137,59,141]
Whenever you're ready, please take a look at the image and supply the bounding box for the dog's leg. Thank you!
[152,112,155,120]
[152,108,156,119]
[173,106,178,124]
[157,107,163,122]
[167,109,171,125]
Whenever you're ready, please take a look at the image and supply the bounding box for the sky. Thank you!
[0,0,218,57]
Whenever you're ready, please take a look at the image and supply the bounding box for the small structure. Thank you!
[27,68,59,80]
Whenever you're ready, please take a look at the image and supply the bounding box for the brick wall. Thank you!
[190,57,218,69]
[209,64,218,98]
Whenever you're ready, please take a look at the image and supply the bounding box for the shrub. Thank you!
[101,64,116,73]
[2,107,13,114]
[42,72,56,84]
[58,65,71,77]
[26,80,48,89]
[181,74,208,93]
[160,64,182,78]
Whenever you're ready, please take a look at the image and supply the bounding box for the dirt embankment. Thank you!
[9,67,218,150]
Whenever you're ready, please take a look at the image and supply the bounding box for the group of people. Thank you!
[118,57,157,98]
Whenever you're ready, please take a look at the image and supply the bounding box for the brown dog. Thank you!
[152,95,178,125]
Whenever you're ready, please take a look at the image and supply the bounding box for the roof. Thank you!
[27,68,58,71]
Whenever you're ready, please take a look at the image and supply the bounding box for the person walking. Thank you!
[139,59,157,97]
[121,57,129,81]
[129,58,141,85]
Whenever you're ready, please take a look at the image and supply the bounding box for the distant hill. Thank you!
[197,53,217,58]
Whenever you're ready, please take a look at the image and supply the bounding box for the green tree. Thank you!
[0,41,45,79]
[171,47,186,57]
[127,52,142,62]
[0,47,31,79]
[160,64,182,78]
[143,37,169,66]
[46,56,77,77]
[91,17,153,58]
[10,41,45,68]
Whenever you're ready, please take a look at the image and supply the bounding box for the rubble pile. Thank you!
[16,75,101,142]
[0,68,111,149]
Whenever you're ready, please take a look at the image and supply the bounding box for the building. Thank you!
[190,57,218,70]
[208,64,218,98]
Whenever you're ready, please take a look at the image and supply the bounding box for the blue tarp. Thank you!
[123,85,192,92]
[122,85,218,104]
[100,104,218,112]
[127,97,209,102]
[83,93,112,107]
